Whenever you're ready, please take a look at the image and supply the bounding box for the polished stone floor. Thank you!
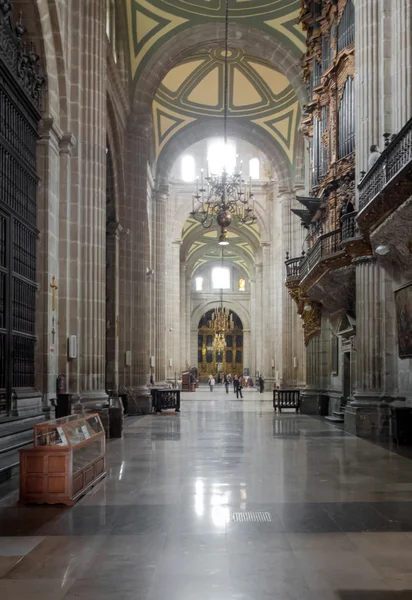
[2,388,412,599]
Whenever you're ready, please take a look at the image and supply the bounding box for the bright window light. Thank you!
[207,139,236,175]
[195,277,203,291]
[212,267,230,289]
[249,157,259,180]
[181,155,195,182]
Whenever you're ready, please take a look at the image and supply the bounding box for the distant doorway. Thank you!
[197,309,243,382]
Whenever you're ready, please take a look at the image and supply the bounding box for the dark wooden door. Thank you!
[0,7,43,415]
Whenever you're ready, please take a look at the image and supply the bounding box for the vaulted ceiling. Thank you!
[182,217,260,276]
[125,1,305,171]
[126,1,305,82]
[153,48,300,163]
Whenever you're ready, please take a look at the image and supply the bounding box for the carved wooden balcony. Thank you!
[285,254,303,282]
[341,211,373,260]
[358,117,412,234]
[299,229,354,312]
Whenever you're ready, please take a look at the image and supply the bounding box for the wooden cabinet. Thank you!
[19,413,106,506]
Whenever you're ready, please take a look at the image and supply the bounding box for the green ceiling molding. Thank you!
[152,48,300,165]
[126,0,305,83]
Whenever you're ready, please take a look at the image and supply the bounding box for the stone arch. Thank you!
[156,119,293,192]
[191,300,251,332]
[131,22,307,114]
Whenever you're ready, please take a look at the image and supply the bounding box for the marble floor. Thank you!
[2,388,412,599]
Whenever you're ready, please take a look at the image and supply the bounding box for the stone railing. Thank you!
[359,116,412,210]
[341,211,359,241]
[300,229,342,279]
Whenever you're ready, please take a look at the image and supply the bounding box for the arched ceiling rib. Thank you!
[126,0,306,84]
[153,47,300,165]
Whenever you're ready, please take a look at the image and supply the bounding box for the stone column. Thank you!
[249,277,256,377]
[36,119,64,408]
[301,335,322,414]
[254,263,263,376]
[76,0,107,401]
[120,115,152,411]
[261,242,274,385]
[180,261,188,372]
[105,223,120,391]
[391,1,412,132]
[243,329,251,376]
[345,256,393,437]
[154,187,167,384]
[355,0,391,177]
[165,240,181,382]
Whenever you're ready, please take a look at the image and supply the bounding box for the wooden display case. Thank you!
[19,413,106,506]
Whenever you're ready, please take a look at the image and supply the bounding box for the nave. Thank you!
[1,390,412,599]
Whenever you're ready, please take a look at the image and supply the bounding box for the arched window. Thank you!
[207,139,236,175]
[181,155,195,182]
[195,277,203,291]
[249,158,259,180]
[212,267,230,289]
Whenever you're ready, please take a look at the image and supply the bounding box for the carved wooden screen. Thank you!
[0,7,43,414]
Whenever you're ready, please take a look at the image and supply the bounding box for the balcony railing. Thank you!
[341,211,359,241]
[285,255,302,279]
[359,116,412,210]
[300,229,342,279]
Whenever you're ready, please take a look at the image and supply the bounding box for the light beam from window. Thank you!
[182,155,196,182]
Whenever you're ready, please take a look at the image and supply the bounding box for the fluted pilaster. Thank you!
[391,0,412,132]
[355,0,388,176]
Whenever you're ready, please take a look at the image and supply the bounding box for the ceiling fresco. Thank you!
[126,0,306,83]
[152,48,300,164]
[182,217,260,276]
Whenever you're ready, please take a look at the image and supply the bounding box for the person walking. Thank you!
[234,375,243,399]
[208,375,215,392]
[236,375,243,399]
[259,376,264,394]
[223,373,229,395]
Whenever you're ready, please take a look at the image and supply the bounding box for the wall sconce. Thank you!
[375,244,390,256]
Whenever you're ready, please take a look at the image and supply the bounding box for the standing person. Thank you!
[208,375,215,392]
[223,373,229,394]
[259,376,264,393]
[236,375,243,399]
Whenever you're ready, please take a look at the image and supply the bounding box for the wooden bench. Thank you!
[273,390,301,413]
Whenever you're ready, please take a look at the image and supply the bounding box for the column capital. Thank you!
[353,255,376,267]
[59,132,77,156]
[172,239,182,246]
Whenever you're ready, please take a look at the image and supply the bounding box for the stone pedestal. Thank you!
[300,389,319,415]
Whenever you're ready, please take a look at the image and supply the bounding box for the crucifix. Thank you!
[51,315,56,344]
[50,276,58,311]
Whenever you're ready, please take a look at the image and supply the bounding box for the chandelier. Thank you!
[189,0,257,246]
[213,331,226,353]
[208,306,233,333]
[210,247,231,352]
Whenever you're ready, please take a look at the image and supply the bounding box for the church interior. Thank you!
[1,0,412,598]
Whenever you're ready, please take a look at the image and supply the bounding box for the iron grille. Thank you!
[232,512,272,523]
